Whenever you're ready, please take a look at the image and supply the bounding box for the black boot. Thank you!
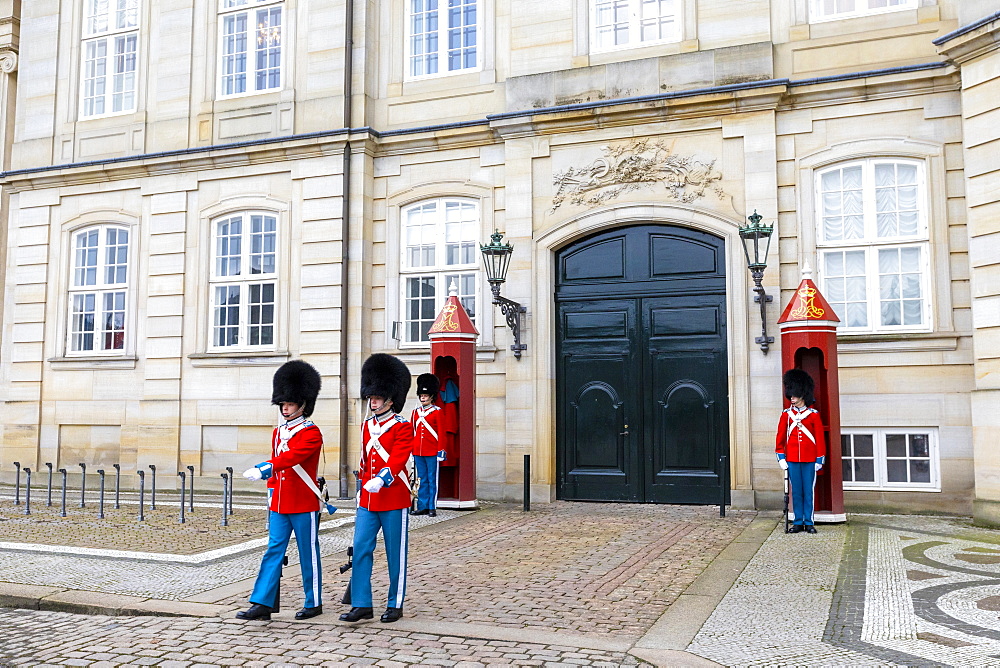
[235,603,272,621]
[295,605,323,620]
[381,607,403,623]
[339,606,374,622]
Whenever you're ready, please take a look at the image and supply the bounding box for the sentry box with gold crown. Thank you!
[777,268,846,523]
[426,282,480,509]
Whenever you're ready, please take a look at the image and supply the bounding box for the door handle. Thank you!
[620,424,629,436]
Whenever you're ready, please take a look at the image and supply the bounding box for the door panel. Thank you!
[558,299,639,501]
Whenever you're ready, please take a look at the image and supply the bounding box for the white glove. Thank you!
[363,477,385,493]
[815,462,823,472]
[243,467,263,481]
[778,459,788,470]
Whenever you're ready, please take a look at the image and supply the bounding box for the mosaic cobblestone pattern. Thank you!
[0,609,652,667]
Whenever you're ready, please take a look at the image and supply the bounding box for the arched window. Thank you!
[68,225,130,353]
[209,211,277,349]
[815,158,930,332]
[400,198,480,344]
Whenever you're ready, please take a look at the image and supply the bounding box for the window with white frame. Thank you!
[816,158,930,333]
[841,428,939,491]
[809,0,918,23]
[400,198,480,344]
[218,0,283,98]
[68,225,130,354]
[210,212,277,349]
[407,0,479,79]
[591,0,680,53]
[81,0,139,118]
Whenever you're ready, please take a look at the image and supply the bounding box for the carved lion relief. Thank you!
[550,139,725,213]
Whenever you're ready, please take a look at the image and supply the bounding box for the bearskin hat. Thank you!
[415,373,440,398]
[360,353,411,414]
[272,360,322,417]
[782,368,815,406]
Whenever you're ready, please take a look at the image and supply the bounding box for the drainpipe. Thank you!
[338,0,355,499]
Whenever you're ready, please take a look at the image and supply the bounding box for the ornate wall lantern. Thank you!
[480,230,527,359]
[739,210,775,354]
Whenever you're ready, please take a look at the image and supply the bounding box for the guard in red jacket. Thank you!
[340,353,415,625]
[411,373,445,517]
[776,369,825,534]
[238,360,326,621]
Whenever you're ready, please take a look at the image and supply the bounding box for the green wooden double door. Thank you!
[556,225,730,504]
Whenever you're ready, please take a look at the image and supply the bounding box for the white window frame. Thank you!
[808,0,918,24]
[589,0,680,54]
[67,224,131,356]
[80,0,140,119]
[841,428,939,492]
[208,211,278,351]
[406,0,481,81]
[815,158,932,334]
[217,0,284,99]
[399,197,482,347]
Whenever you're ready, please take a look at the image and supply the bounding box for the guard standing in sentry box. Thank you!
[340,353,415,624]
[237,360,330,622]
[410,373,445,517]
[775,368,826,534]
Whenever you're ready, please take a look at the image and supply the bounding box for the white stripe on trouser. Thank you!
[393,509,409,608]
[310,511,320,605]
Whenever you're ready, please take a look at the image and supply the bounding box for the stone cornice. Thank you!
[935,12,1000,65]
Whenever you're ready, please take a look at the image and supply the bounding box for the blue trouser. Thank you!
[351,507,409,609]
[787,462,817,526]
[414,455,439,511]
[250,510,322,609]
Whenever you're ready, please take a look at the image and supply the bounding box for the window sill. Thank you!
[392,345,498,365]
[49,356,138,370]
[836,333,961,354]
[188,351,290,367]
[844,485,941,493]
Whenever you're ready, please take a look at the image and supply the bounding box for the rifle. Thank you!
[339,546,354,605]
[782,468,791,534]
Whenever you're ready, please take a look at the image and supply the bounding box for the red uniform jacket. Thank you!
[358,412,414,511]
[265,417,324,514]
[775,406,825,463]
[411,404,442,457]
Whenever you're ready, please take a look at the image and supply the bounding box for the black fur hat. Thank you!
[272,360,322,417]
[782,368,815,406]
[360,353,411,414]
[415,373,440,398]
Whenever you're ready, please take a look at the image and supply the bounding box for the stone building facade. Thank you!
[1,0,998,520]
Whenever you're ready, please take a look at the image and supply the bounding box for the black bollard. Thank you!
[177,471,186,524]
[23,468,31,516]
[220,473,229,527]
[149,465,157,510]
[137,470,145,521]
[186,465,195,511]
[97,469,106,519]
[523,454,530,512]
[79,463,87,508]
[13,462,20,505]
[46,463,53,506]
[719,454,728,518]
[58,468,67,517]
[225,467,234,515]
[113,463,121,509]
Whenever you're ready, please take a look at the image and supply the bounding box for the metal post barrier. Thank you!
[79,462,87,508]
[177,471,186,524]
[149,464,157,510]
[220,473,229,527]
[113,463,121,509]
[719,454,728,518]
[97,469,106,519]
[137,470,145,522]
[186,465,195,511]
[23,468,31,515]
[13,462,20,505]
[46,463,53,506]
[523,454,530,512]
[59,468,68,517]
[225,466,234,515]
